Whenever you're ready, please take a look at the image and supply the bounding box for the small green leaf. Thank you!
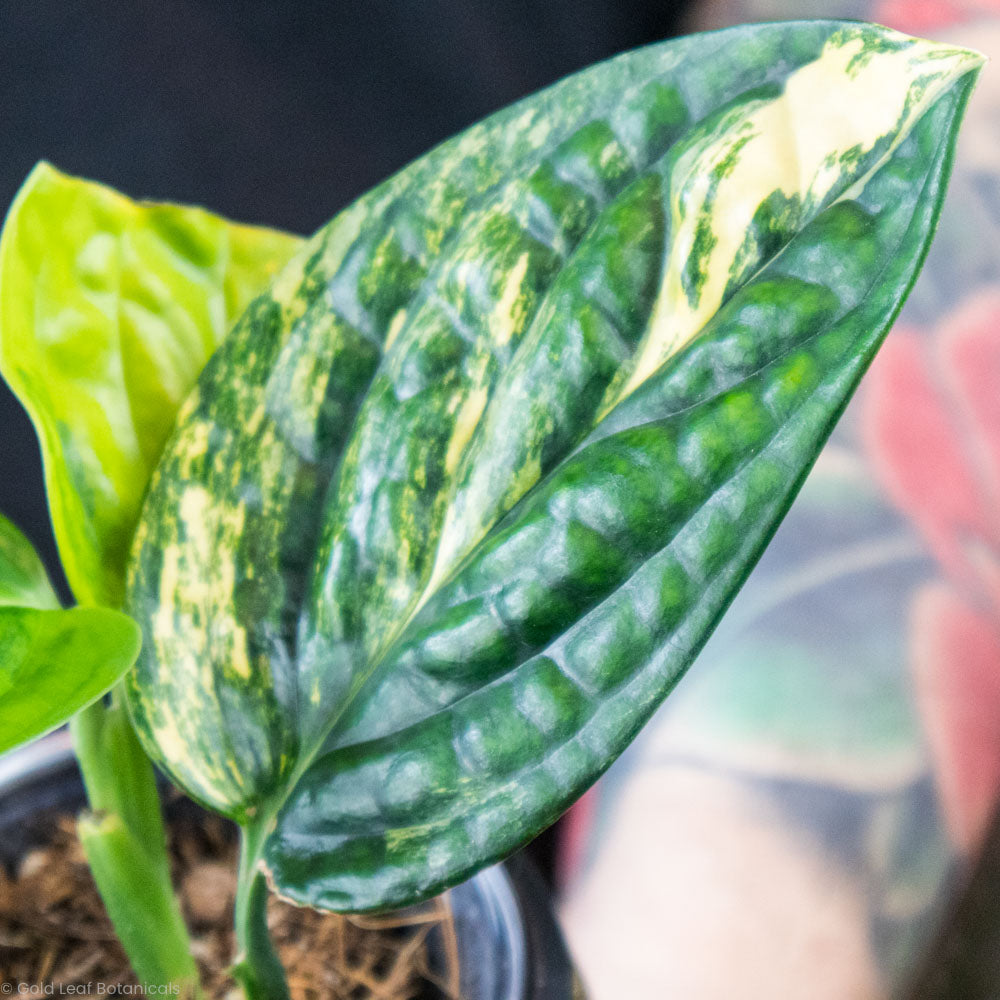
[0,604,140,754]
[0,513,59,610]
[0,163,303,607]
[0,512,139,754]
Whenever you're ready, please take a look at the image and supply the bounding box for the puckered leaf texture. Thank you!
[123,21,981,911]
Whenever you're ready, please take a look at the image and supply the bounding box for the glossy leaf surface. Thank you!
[0,163,303,607]
[124,22,982,911]
[0,514,141,753]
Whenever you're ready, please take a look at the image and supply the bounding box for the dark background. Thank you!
[0,0,694,587]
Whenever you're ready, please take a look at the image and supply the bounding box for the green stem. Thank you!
[70,691,202,997]
[231,822,290,1000]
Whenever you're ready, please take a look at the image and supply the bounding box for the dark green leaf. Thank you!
[123,22,982,911]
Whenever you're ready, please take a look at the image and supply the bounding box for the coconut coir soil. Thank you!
[0,811,460,999]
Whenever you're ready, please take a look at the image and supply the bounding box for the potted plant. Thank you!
[0,18,983,998]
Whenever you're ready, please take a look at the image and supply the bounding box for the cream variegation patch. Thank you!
[615,29,983,403]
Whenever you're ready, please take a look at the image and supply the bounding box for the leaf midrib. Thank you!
[251,44,974,873]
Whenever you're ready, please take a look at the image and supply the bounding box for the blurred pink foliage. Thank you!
[876,0,1000,31]
[863,291,1000,851]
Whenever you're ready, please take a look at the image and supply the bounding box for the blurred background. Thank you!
[2,2,999,998]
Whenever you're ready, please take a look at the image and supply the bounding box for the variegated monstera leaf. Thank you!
[125,21,981,912]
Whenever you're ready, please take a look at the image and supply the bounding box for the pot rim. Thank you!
[0,727,75,793]
[0,731,532,1000]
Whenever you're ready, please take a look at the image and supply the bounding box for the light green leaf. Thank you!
[0,604,141,755]
[0,512,138,753]
[0,513,59,610]
[123,21,982,912]
[0,163,303,607]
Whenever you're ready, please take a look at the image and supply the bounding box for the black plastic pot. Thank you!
[0,734,575,1000]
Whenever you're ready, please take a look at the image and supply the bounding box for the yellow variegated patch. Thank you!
[616,28,982,401]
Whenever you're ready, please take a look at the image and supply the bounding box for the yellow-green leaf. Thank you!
[0,512,142,754]
[0,513,59,610]
[0,163,304,607]
[0,605,141,755]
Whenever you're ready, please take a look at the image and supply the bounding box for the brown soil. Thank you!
[0,810,460,999]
